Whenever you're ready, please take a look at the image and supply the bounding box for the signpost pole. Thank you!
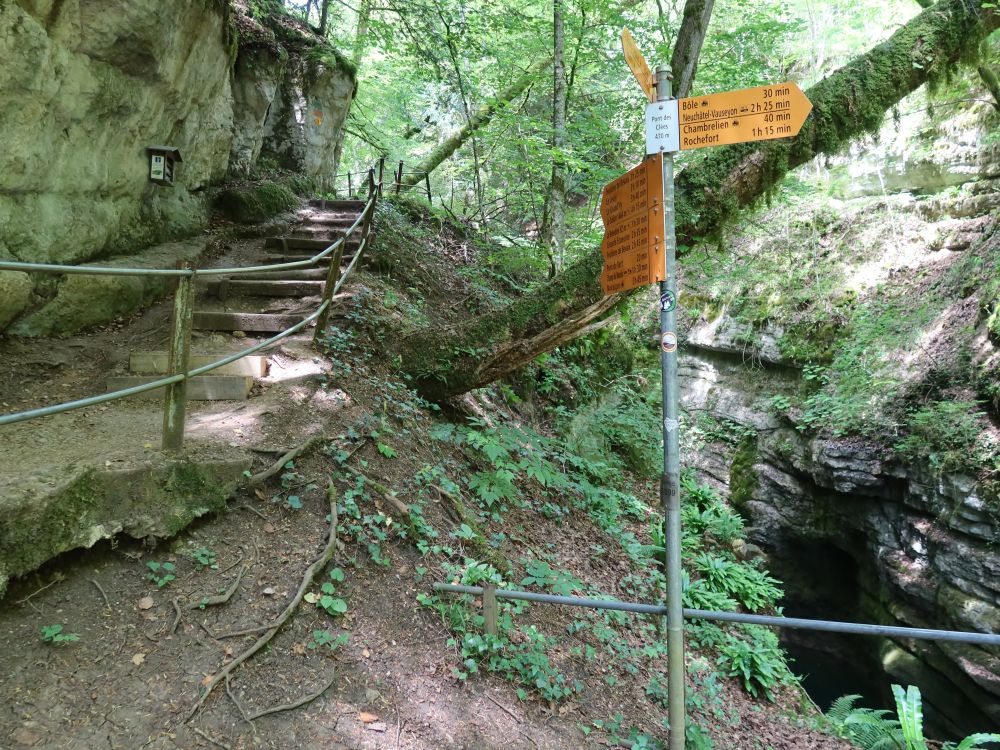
[655,64,685,750]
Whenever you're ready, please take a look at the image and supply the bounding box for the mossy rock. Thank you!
[215,180,301,222]
[0,271,33,330]
[729,433,760,512]
[0,451,249,599]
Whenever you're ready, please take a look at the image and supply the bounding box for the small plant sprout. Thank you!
[308,629,349,653]
[146,561,176,588]
[304,568,348,615]
[41,624,79,644]
[190,546,217,570]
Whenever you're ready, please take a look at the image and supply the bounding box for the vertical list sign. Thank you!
[599,154,665,295]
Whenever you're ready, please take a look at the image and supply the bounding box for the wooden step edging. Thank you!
[129,352,267,377]
[193,311,308,333]
[204,279,325,299]
[107,375,253,401]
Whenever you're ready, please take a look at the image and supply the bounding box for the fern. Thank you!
[825,694,902,750]
[892,684,927,750]
[950,734,1000,750]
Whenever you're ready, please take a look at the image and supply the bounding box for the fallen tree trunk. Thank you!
[398,0,997,401]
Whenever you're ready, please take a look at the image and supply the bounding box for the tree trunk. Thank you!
[400,57,552,186]
[549,0,568,273]
[670,0,716,98]
[318,0,332,35]
[398,0,998,400]
[353,0,372,64]
[980,65,1000,112]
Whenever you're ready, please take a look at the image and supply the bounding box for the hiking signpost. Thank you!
[604,29,812,750]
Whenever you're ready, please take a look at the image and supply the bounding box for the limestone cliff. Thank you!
[0,0,355,335]
[676,80,999,737]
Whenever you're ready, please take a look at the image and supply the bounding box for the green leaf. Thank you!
[329,567,345,582]
[377,443,397,458]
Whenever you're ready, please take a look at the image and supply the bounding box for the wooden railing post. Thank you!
[378,156,385,192]
[395,160,404,194]
[347,171,353,198]
[483,584,498,636]
[424,172,431,202]
[162,262,195,452]
[312,245,345,347]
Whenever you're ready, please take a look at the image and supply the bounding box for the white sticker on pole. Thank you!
[645,100,680,155]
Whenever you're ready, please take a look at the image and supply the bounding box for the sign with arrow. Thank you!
[646,82,812,154]
[599,153,664,294]
[621,28,654,102]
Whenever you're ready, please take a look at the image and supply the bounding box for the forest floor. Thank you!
[0,200,854,750]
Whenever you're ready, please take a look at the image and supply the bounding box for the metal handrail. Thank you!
[0,165,383,448]
[0,196,371,279]
[433,583,1000,647]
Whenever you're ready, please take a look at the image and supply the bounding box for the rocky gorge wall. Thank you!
[676,85,1000,736]
[0,0,355,336]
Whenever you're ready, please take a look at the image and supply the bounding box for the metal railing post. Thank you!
[161,262,195,452]
[395,160,404,194]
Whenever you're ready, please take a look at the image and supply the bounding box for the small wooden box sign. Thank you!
[146,146,182,186]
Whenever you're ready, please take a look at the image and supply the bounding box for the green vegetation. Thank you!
[40,624,79,644]
[146,560,176,588]
[825,685,1000,750]
[215,179,302,223]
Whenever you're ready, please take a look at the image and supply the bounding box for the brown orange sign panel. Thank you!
[676,82,811,150]
[621,28,654,103]
[600,154,664,295]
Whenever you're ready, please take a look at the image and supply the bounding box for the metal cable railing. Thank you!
[0,166,383,450]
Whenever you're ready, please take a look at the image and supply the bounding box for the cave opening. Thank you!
[768,536,889,712]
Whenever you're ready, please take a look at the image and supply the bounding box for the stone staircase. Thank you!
[109,199,366,400]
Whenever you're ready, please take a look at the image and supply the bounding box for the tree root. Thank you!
[190,726,232,750]
[247,436,326,487]
[184,483,339,723]
[188,549,255,611]
[343,466,410,517]
[246,670,338,721]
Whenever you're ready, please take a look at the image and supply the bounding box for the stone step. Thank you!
[265,236,360,251]
[238,268,330,281]
[107,375,253,400]
[307,199,365,210]
[193,311,308,333]
[204,279,325,299]
[287,227,350,240]
[129,352,267,377]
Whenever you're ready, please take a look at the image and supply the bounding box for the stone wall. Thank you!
[0,1,355,335]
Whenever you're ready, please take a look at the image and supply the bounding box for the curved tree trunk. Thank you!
[401,57,552,186]
[398,0,998,401]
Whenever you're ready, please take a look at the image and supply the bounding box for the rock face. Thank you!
[0,1,355,335]
[681,348,1000,737]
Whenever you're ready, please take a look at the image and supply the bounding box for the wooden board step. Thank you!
[204,279,325,298]
[193,311,308,333]
[300,215,358,227]
[288,227,361,240]
[107,375,253,401]
[260,253,355,265]
[307,199,365,210]
[129,352,267,377]
[264,236,360,251]
[239,268,330,281]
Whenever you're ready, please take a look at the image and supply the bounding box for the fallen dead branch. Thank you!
[89,579,111,611]
[190,726,231,750]
[184,483,340,722]
[247,435,326,487]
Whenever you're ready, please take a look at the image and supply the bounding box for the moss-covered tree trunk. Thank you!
[399,0,998,401]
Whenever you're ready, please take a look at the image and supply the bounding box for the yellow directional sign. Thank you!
[676,82,812,150]
[600,154,664,295]
[621,28,654,102]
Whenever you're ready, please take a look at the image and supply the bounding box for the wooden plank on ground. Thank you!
[107,376,253,400]
[193,311,308,332]
[129,352,267,377]
[236,268,330,281]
